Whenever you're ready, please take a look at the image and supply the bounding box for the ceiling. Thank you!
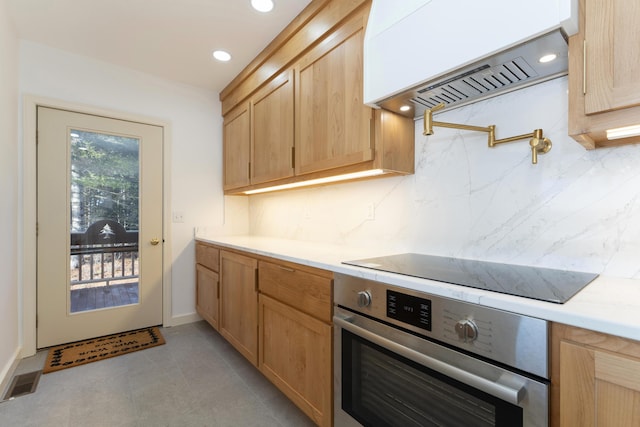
[6,0,312,93]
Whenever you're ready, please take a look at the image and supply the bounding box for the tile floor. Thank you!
[0,321,317,427]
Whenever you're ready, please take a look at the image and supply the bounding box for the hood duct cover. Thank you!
[376,29,569,119]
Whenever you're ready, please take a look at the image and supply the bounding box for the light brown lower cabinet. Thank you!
[258,259,333,427]
[195,242,220,330]
[195,244,334,426]
[551,323,640,427]
[195,264,219,330]
[259,294,332,427]
[219,250,259,366]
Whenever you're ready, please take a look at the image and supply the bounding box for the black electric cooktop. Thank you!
[343,253,599,304]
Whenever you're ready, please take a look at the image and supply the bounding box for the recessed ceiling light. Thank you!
[251,0,274,12]
[539,53,557,63]
[213,50,231,62]
[400,105,411,112]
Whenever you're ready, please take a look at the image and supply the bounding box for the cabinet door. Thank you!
[559,341,640,426]
[568,0,640,148]
[251,70,294,184]
[295,11,373,175]
[584,0,640,114]
[196,264,219,330]
[259,294,332,427]
[223,102,251,190]
[220,250,258,366]
[551,324,640,427]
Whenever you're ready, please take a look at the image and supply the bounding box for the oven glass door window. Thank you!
[341,330,523,427]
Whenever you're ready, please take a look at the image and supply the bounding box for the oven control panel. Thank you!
[386,290,432,331]
[334,272,549,379]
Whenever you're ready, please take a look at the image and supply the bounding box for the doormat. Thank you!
[43,326,165,374]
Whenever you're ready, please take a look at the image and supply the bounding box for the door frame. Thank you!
[20,95,173,357]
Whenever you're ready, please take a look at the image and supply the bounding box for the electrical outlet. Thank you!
[172,211,185,223]
[366,203,375,221]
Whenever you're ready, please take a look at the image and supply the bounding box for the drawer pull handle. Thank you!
[278,266,295,273]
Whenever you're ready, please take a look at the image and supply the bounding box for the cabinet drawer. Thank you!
[258,261,332,323]
[196,242,219,271]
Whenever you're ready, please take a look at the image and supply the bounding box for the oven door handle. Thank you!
[334,316,525,405]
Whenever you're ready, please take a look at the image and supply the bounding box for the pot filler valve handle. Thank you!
[529,129,552,164]
[423,103,552,164]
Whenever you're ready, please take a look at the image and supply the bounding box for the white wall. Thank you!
[0,0,20,386]
[249,77,640,279]
[19,41,247,323]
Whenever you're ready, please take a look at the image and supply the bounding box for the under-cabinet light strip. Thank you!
[242,169,386,195]
[606,124,640,140]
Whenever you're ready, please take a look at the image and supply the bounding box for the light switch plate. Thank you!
[172,211,185,223]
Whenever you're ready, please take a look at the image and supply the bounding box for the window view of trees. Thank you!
[70,130,139,232]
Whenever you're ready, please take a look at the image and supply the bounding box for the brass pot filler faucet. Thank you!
[423,103,552,164]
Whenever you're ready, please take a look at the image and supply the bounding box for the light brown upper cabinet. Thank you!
[223,72,294,190]
[294,12,372,175]
[569,0,640,148]
[220,0,414,195]
[223,101,251,190]
[252,70,295,184]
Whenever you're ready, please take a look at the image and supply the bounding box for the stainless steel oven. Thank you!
[334,273,550,427]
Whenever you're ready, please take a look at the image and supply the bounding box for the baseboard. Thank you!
[167,312,202,327]
[0,347,21,400]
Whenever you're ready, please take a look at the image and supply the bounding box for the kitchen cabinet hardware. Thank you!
[582,40,587,95]
[423,102,552,164]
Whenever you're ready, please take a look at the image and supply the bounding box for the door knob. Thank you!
[150,238,160,246]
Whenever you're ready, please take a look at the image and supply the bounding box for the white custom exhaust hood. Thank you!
[364,0,578,118]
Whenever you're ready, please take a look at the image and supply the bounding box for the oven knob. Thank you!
[357,291,372,307]
[455,319,478,343]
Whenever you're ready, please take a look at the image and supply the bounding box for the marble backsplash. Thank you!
[247,77,640,279]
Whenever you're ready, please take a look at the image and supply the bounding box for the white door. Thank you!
[37,107,163,348]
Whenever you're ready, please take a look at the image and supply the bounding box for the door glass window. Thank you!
[69,129,140,313]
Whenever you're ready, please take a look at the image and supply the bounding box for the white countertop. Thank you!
[197,235,640,342]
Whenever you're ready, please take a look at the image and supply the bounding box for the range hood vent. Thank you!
[363,0,577,118]
[377,30,569,118]
[414,58,536,109]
